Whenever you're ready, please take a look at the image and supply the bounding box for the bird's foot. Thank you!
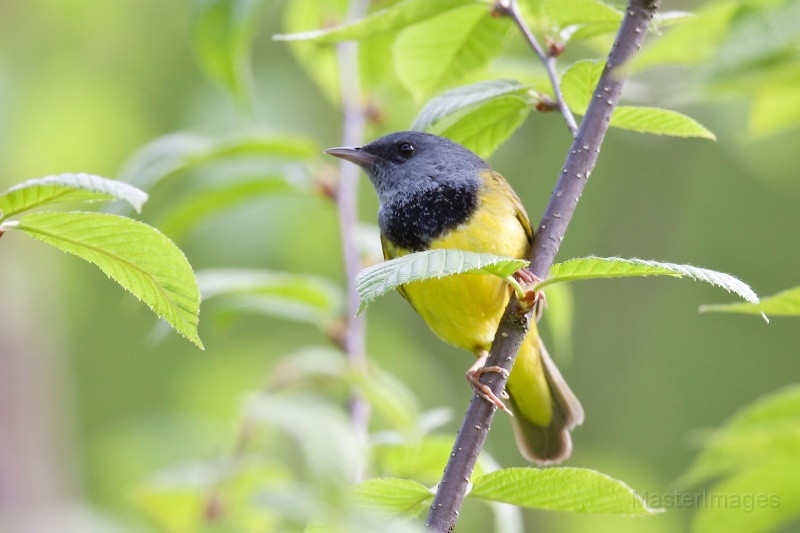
[466,363,513,416]
[513,267,547,321]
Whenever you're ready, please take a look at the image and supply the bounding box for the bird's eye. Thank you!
[397,142,415,158]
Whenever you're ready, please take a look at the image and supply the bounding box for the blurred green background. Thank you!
[1,0,798,532]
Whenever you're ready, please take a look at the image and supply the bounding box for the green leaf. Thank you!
[560,59,605,114]
[411,79,533,131]
[561,60,716,138]
[281,0,347,104]
[691,459,800,533]
[469,467,661,515]
[0,173,147,220]
[375,435,490,487]
[543,257,759,305]
[543,0,622,29]
[634,2,737,70]
[610,106,716,139]
[3,212,202,347]
[350,478,433,517]
[701,285,800,318]
[157,177,302,239]
[119,132,317,191]
[748,78,800,137]
[246,393,362,481]
[679,384,800,488]
[393,4,512,98]
[355,249,529,315]
[356,364,422,433]
[431,95,532,159]
[197,268,343,326]
[273,0,474,43]
[190,0,268,107]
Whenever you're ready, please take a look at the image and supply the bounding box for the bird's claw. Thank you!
[513,268,547,321]
[466,365,513,416]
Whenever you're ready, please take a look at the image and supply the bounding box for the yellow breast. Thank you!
[383,172,531,352]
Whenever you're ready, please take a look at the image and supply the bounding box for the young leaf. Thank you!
[0,173,147,220]
[393,4,512,99]
[273,0,473,43]
[350,478,433,517]
[469,467,661,516]
[430,95,532,159]
[119,132,316,191]
[560,59,606,114]
[411,79,533,132]
[610,106,716,139]
[157,177,302,239]
[355,249,529,314]
[197,268,343,326]
[561,62,715,138]
[190,0,268,107]
[3,212,202,347]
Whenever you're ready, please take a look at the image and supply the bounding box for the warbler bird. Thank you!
[326,131,583,464]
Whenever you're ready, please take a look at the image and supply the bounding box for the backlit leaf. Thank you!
[4,212,202,347]
[356,249,528,314]
[0,173,147,220]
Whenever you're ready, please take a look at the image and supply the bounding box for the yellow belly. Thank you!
[385,181,530,352]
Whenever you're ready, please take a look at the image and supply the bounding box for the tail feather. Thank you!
[506,332,583,465]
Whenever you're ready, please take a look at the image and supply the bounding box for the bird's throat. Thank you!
[379,182,479,252]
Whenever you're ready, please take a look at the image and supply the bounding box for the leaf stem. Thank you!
[425,1,660,531]
[336,0,371,483]
[497,0,580,137]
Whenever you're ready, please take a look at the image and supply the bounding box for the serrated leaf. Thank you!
[0,173,147,220]
[157,177,302,239]
[197,268,343,325]
[355,249,528,315]
[561,59,716,138]
[119,132,316,191]
[701,284,800,318]
[411,79,533,131]
[543,257,759,305]
[273,0,472,43]
[393,4,512,98]
[560,59,605,114]
[190,0,268,107]
[350,478,433,517]
[375,435,489,486]
[543,0,622,29]
[610,106,716,139]
[431,95,532,158]
[469,467,661,515]
[4,212,202,347]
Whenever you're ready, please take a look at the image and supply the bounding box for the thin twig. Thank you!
[336,0,371,482]
[497,0,579,137]
[425,1,660,531]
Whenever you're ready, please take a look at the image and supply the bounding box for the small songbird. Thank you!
[326,131,583,464]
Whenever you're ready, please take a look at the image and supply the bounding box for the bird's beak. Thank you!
[324,146,377,167]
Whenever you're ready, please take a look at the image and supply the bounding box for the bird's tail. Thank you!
[505,323,584,464]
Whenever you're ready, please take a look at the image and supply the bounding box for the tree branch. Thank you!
[336,0,371,482]
[425,1,661,531]
[497,0,579,137]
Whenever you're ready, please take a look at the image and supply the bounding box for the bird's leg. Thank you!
[513,267,547,322]
[466,350,513,416]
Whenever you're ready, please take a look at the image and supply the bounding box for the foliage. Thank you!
[4,0,799,532]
